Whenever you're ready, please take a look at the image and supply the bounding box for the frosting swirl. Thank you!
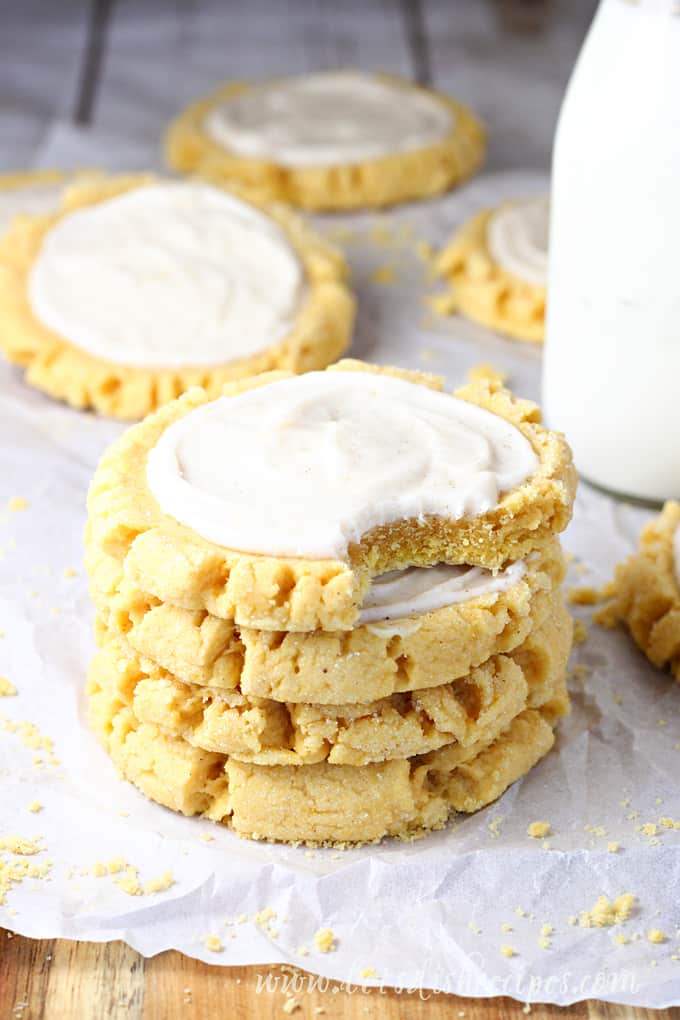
[487,196,549,286]
[29,182,304,368]
[146,371,539,559]
[204,71,453,168]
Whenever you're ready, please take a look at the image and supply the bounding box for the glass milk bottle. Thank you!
[543,0,680,502]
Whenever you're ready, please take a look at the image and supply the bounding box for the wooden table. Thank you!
[4,2,670,1017]
[1,931,675,1020]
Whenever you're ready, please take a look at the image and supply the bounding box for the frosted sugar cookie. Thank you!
[88,677,568,846]
[0,174,353,418]
[164,70,486,211]
[94,539,565,703]
[435,196,548,343]
[85,361,576,632]
[90,593,572,766]
[613,502,680,680]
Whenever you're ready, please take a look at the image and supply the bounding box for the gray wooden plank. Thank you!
[0,0,90,168]
[93,0,415,146]
[423,0,597,171]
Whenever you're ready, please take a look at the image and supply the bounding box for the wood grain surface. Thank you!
[1,930,676,1020]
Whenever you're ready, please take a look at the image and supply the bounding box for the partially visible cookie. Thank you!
[613,502,680,680]
[86,361,576,632]
[164,70,486,211]
[434,196,548,344]
[0,174,353,418]
[89,592,572,767]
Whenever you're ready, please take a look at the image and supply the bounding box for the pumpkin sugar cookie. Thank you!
[435,195,548,344]
[0,174,354,419]
[87,665,569,846]
[613,502,680,680]
[90,593,571,767]
[85,361,577,632]
[164,70,486,211]
[93,539,566,703]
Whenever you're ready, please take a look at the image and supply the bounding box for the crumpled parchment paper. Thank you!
[2,132,679,1007]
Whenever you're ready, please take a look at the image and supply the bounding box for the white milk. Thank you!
[543,0,680,501]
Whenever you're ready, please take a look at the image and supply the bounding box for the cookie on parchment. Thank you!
[0,174,354,418]
[165,70,486,211]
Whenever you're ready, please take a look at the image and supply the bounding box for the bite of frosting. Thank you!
[359,559,526,624]
[204,70,453,168]
[146,370,539,560]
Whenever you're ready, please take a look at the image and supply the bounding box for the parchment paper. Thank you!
[2,127,679,1008]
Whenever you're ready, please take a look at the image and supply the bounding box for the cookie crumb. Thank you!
[204,935,223,953]
[647,929,665,944]
[27,801,42,814]
[567,585,599,605]
[369,266,396,286]
[607,842,621,853]
[8,497,28,513]
[500,945,516,958]
[579,894,635,928]
[573,619,588,644]
[63,566,78,578]
[144,871,175,894]
[426,292,458,316]
[0,677,17,697]
[282,998,300,1015]
[527,821,551,839]
[314,927,336,953]
[114,867,141,896]
[488,815,503,838]
[359,967,379,979]
[467,362,507,386]
[501,923,513,933]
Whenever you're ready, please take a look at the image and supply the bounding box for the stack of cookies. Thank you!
[85,361,577,846]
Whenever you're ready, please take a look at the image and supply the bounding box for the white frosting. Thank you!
[204,71,453,168]
[28,182,304,368]
[146,371,539,560]
[0,182,65,237]
[359,559,526,625]
[487,196,549,286]
[674,525,680,590]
